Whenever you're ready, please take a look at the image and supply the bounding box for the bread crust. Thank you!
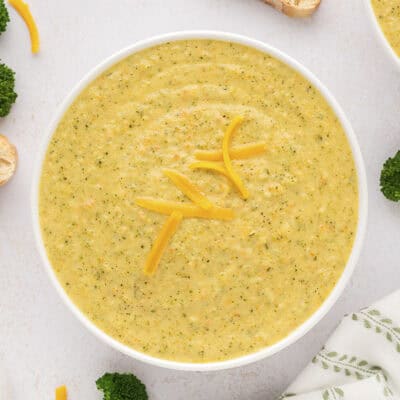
[264,0,321,17]
[0,134,18,186]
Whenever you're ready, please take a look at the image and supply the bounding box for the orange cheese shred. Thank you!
[55,385,67,400]
[189,161,230,178]
[163,169,214,210]
[144,212,182,276]
[222,116,249,199]
[195,142,266,162]
[9,0,40,53]
[135,198,234,220]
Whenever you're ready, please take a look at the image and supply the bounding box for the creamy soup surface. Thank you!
[371,0,400,57]
[40,40,358,363]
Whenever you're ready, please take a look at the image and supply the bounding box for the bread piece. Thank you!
[0,134,17,186]
[264,0,321,17]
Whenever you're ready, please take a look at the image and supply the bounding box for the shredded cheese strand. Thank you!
[195,142,266,161]
[135,198,234,220]
[163,169,214,210]
[222,116,249,199]
[55,385,67,400]
[189,161,230,178]
[9,0,40,53]
[144,212,182,276]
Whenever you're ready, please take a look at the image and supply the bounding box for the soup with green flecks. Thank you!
[39,39,358,363]
[371,0,400,57]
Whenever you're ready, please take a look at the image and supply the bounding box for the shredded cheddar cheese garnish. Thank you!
[55,385,67,400]
[163,169,214,210]
[144,212,182,276]
[189,161,230,178]
[136,116,261,275]
[135,198,234,220]
[9,0,40,53]
[222,116,249,199]
[195,142,266,161]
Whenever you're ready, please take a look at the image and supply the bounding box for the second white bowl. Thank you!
[365,0,400,69]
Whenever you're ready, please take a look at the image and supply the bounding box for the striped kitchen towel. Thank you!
[280,290,400,400]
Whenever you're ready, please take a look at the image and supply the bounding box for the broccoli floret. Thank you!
[380,150,400,202]
[0,63,17,117]
[0,0,9,34]
[96,372,148,400]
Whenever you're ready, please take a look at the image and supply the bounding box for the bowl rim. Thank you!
[31,30,368,372]
[364,0,400,69]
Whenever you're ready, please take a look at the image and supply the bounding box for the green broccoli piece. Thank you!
[0,63,17,117]
[96,372,148,400]
[380,150,400,202]
[0,0,9,35]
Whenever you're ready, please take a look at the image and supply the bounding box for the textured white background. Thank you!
[0,0,399,399]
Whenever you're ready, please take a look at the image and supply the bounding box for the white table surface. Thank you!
[1,0,399,399]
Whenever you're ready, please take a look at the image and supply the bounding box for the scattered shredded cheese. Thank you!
[144,211,182,276]
[9,0,40,53]
[195,142,266,161]
[222,116,249,199]
[189,161,230,178]
[135,198,234,220]
[55,385,67,400]
[136,116,259,276]
[163,169,214,210]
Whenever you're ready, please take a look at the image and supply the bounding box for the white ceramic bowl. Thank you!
[32,31,368,371]
[365,0,400,68]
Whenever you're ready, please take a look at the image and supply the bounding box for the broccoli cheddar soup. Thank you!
[39,40,358,363]
[371,0,400,57]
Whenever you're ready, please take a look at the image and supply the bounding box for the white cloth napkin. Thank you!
[279,290,400,400]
